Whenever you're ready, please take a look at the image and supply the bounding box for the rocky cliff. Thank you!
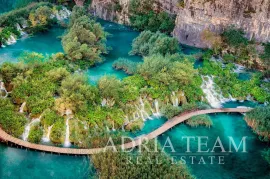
[90,0,130,24]
[173,0,270,48]
[90,0,270,48]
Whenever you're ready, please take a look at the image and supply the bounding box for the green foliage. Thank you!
[0,98,27,137]
[50,119,65,144]
[130,30,180,56]
[200,59,270,102]
[112,58,140,75]
[138,54,197,89]
[129,0,175,34]
[261,43,270,67]
[57,74,98,114]
[28,124,43,143]
[92,141,194,179]
[186,114,213,127]
[262,149,270,165]
[0,2,51,27]
[161,104,181,119]
[41,109,63,127]
[0,26,20,45]
[62,6,107,68]
[222,27,249,47]
[98,76,122,105]
[245,107,270,142]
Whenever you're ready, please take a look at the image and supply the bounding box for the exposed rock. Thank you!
[90,0,130,24]
[90,0,270,48]
[173,0,270,48]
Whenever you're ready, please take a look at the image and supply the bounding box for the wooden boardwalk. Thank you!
[0,108,251,155]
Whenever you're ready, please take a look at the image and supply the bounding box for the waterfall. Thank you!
[137,97,152,120]
[234,64,245,73]
[112,122,116,132]
[42,125,53,142]
[19,102,26,113]
[16,23,27,36]
[0,82,8,98]
[201,76,229,108]
[101,98,107,106]
[64,109,72,147]
[22,116,41,141]
[171,92,179,107]
[52,7,71,21]
[64,117,71,147]
[153,99,161,117]
[6,35,17,45]
[106,126,110,132]
[246,94,252,101]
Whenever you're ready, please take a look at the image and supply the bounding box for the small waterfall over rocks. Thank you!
[22,116,42,141]
[234,64,245,73]
[0,81,9,98]
[64,109,72,147]
[16,23,27,36]
[201,76,229,108]
[42,125,53,143]
[51,7,71,21]
[171,92,179,107]
[152,99,161,117]
[19,102,26,113]
[6,35,17,45]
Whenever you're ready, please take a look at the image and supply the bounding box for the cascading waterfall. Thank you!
[22,116,42,141]
[16,23,27,36]
[6,35,17,45]
[64,117,71,147]
[19,102,26,113]
[42,125,53,142]
[201,76,229,108]
[0,81,8,98]
[64,109,72,147]
[153,99,161,117]
[234,64,245,73]
[171,92,179,107]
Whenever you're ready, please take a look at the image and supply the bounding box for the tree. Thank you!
[62,9,107,68]
[56,74,98,114]
[0,98,27,137]
[130,31,180,56]
[98,76,122,107]
[260,43,270,68]
[222,27,249,47]
[129,0,175,34]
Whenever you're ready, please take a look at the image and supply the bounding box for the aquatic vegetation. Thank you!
[112,58,139,75]
[91,141,194,179]
[262,149,270,165]
[186,114,213,128]
[245,107,270,142]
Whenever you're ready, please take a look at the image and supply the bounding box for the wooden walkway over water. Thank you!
[0,108,251,155]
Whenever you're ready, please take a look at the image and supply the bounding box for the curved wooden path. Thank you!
[0,108,251,155]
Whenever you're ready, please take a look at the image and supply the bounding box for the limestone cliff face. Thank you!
[90,0,270,48]
[173,0,270,48]
[90,0,130,24]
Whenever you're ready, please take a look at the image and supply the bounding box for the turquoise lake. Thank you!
[0,18,269,178]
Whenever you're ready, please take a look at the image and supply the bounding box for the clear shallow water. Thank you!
[136,102,270,179]
[0,143,94,178]
[87,20,142,84]
[0,17,268,178]
[0,27,65,64]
